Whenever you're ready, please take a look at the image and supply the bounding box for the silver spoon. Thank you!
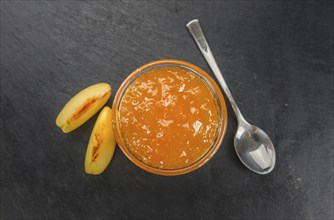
[187,19,276,174]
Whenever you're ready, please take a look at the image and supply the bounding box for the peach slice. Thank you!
[84,106,116,175]
[56,83,111,133]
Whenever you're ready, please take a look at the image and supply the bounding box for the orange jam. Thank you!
[119,66,221,169]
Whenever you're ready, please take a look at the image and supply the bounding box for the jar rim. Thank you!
[112,59,228,176]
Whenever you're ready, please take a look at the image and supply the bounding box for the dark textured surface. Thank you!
[1,1,333,219]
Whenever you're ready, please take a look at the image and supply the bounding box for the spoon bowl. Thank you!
[234,122,275,174]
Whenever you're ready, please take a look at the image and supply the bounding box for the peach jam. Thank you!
[118,65,221,169]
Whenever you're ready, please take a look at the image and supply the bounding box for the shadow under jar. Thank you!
[112,59,228,175]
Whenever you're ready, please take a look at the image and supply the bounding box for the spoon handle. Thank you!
[186,19,244,123]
